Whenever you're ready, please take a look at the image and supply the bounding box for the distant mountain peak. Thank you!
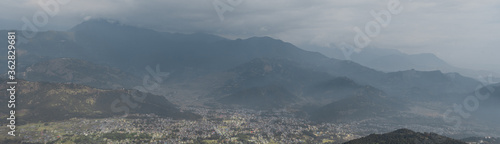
[70,18,122,31]
[69,18,158,35]
[84,18,120,24]
[246,36,281,42]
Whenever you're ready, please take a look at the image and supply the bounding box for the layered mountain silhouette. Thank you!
[207,58,332,98]
[4,19,498,131]
[206,58,394,110]
[307,45,500,79]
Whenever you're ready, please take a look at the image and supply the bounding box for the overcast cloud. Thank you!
[2,0,499,73]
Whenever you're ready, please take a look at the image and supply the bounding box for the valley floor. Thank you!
[1,106,496,144]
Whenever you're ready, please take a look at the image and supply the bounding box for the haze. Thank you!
[1,0,499,73]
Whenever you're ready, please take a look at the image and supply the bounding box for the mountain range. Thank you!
[2,19,498,137]
[305,44,500,79]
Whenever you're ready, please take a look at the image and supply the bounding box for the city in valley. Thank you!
[1,1,500,143]
[3,105,496,144]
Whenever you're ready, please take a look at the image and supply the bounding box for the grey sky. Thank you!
[2,0,499,73]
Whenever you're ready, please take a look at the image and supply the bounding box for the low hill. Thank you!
[0,79,199,125]
[344,128,466,144]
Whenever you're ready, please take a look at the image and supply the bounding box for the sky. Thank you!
[1,0,499,73]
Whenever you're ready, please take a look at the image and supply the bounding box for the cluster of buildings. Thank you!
[8,106,496,143]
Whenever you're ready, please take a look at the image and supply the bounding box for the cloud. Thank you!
[83,16,92,21]
[1,0,499,72]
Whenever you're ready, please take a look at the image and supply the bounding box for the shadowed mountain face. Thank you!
[310,86,406,122]
[11,20,383,82]
[207,58,332,109]
[0,79,200,124]
[207,58,333,98]
[65,19,332,78]
[305,77,368,103]
[19,58,140,89]
[1,20,406,86]
[379,70,481,102]
[344,129,466,144]
[206,58,391,110]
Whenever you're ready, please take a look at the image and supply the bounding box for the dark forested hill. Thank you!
[0,79,200,125]
[344,129,466,144]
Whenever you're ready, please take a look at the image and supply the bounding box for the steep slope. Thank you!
[344,129,466,144]
[310,86,406,122]
[68,19,333,76]
[207,58,334,99]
